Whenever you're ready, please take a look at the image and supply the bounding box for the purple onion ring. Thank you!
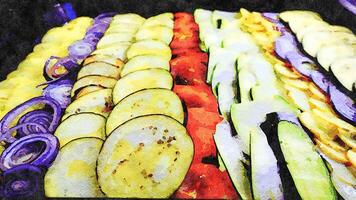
[17,110,53,137]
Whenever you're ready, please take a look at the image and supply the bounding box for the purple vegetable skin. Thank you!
[329,85,356,124]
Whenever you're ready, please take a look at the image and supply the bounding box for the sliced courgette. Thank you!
[296,24,352,42]
[279,11,321,23]
[77,62,121,80]
[83,54,124,67]
[288,19,328,35]
[71,75,117,97]
[126,40,171,60]
[54,113,106,147]
[278,121,336,200]
[214,120,253,200]
[97,115,193,198]
[64,89,113,119]
[45,137,104,197]
[317,44,356,71]
[330,57,356,92]
[106,89,184,135]
[135,26,173,45]
[120,55,170,77]
[112,68,173,104]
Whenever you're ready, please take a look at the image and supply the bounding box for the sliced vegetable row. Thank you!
[44,13,144,197]
[99,13,194,198]
[195,9,340,200]
[170,12,237,199]
[0,14,113,199]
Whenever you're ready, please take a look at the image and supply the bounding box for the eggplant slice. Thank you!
[45,137,104,197]
[106,89,184,135]
[71,75,117,97]
[126,40,172,60]
[330,57,356,92]
[317,44,355,71]
[112,68,173,104]
[120,55,170,77]
[97,115,193,198]
[135,26,173,45]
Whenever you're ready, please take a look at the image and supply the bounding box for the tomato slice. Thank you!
[174,163,238,199]
[173,85,218,112]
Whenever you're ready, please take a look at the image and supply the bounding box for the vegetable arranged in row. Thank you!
[171,12,237,199]
[45,13,142,197]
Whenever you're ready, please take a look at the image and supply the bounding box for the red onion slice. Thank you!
[0,97,62,135]
[43,56,78,81]
[339,0,356,15]
[0,122,47,143]
[3,164,44,199]
[68,40,95,60]
[17,110,53,137]
[329,84,356,124]
[275,32,298,59]
[86,23,109,35]
[0,134,59,171]
[43,80,73,109]
[285,52,315,77]
[310,71,331,93]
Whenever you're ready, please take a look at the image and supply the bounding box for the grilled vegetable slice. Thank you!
[54,113,106,147]
[296,25,351,41]
[111,14,145,25]
[126,40,171,60]
[107,89,184,134]
[251,128,283,200]
[91,43,130,61]
[45,138,104,197]
[135,26,173,45]
[71,75,117,97]
[278,121,336,200]
[77,62,121,80]
[83,54,124,67]
[302,31,356,57]
[288,19,328,35]
[120,55,170,77]
[279,11,321,23]
[214,120,252,200]
[75,86,104,99]
[64,89,113,119]
[112,69,173,104]
[97,115,193,198]
[318,44,355,71]
[330,57,356,92]
[142,13,174,28]
[96,33,135,48]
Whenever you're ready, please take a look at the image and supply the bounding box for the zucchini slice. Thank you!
[302,31,356,57]
[142,13,173,28]
[65,89,113,119]
[75,86,105,99]
[135,26,173,45]
[97,115,193,198]
[107,89,184,135]
[112,68,173,104]
[45,137,104,197]
[126,40,171,60]
[97,33,135,49]
[288,19,328,35]
[278,121,336,200]
[91,43,131,61]
[330,57,356,92]
[317,44,355,71]
[120,55,170,77]
[77,62,121,80]
[83,54,124,67]
[111,13,145,25]
[55,113,106,147]
[71,75,117,97]
[279,11,321,23]
[296,24,352,42]
[214,120,253,200]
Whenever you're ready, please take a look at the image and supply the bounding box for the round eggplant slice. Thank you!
[135,26,173,45]
[302,31,356,57]
[317,44,356,71]
[77,62,121,80]
[107,89,184,135]
[112,68,173,104]
[91,43,130,61]
[45,137,104,197]
[64,89,113,119]
[111,13,145,25]
[142,13,173,28]
[106,23,139,34]
[75,86,105,99]
[126,40,171,60]
[120,55,170,77]
[296,24,352,42]
[288,19,329,36]
[83,54,124,68]
[330,57,356,92]
[96,33,135,48]
[71,75,117,97]
[97,115,193,198]
[55,113,106,147]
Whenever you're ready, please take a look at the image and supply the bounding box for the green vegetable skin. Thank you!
[278,121,336,200]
